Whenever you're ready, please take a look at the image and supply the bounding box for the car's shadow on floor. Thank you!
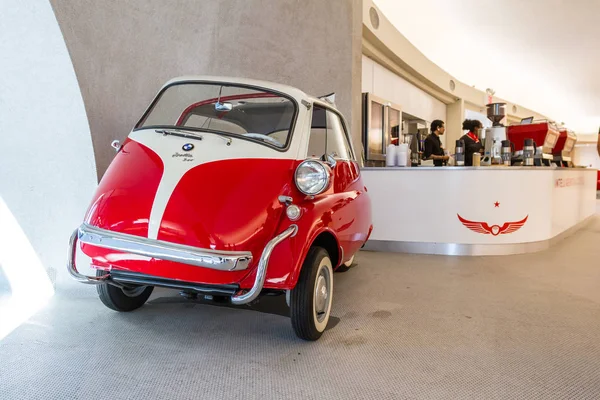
[146,291,340,331]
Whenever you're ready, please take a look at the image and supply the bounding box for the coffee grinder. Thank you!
[481,103,508,166]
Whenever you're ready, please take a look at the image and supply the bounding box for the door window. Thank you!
[307,106,354,160]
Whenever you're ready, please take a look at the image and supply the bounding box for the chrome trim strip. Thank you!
[363,216,595,256]
[231,224,298,305]
[77,223,252,271]
[67,229,111,285]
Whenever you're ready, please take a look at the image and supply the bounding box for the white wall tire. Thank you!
[290,247,333,341]
[344,255,354,267]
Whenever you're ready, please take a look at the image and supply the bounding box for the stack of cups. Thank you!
[397,143,409,167]
[386,144,397,167]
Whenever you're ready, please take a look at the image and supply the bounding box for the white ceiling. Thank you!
[373,0,600,133]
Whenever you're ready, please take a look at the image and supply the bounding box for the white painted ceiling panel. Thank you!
[374,0,600,133]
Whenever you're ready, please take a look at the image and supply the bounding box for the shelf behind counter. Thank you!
[360,166,597,256]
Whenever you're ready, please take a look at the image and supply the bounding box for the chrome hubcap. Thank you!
[122,286,147,298]
[314,268,330,323]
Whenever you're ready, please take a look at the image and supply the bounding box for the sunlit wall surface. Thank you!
[0,0,97,339]
[0,198,54,339]
[373,0,600,134]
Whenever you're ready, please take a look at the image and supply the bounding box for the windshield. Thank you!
[136,82,297,149]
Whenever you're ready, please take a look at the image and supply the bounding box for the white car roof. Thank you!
[164,76,340,112]
[164,75,308,101]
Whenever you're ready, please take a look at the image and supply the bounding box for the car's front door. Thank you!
[306,104,371,264]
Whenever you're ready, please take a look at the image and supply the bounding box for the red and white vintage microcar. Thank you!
[68,76,373,340]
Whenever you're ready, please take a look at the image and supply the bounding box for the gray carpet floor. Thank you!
[1,217,600,399]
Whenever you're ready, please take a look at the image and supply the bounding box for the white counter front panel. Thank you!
[362,168,596,252]
[551,169,597,237]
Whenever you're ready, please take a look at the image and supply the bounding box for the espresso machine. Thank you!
[506,120,560,166]
[405,123,426,166]
[553,128,578,167]
[480,103,508,166]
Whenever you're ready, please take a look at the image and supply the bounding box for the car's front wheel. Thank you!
[290,247,333,341]
[96,270,154,312]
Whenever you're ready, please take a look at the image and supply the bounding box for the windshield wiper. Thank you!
[155,128,203,140]
[155,128,232,146]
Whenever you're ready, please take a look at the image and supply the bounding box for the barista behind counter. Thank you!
[460,119,484,166]
[423,120,450,166]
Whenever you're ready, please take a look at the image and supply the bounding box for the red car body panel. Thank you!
[82,145,372,290]
[83,138,163,237]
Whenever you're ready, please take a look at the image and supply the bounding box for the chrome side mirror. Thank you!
[326,154,336,168]
[321,153,336,168]
[111,140,122,153]
[215,102,233,112]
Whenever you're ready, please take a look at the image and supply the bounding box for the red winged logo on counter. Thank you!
[457,214,528,236]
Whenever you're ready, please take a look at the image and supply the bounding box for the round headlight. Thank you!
[295,160,330,195]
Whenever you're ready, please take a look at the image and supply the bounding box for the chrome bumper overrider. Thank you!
[67,223,298,305]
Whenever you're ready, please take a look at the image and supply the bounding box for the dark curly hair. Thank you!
[462,119,483,133]
[431,120,445,133]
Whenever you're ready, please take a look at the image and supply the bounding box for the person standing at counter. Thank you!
[460,119,484,166]
[423,120,449,166]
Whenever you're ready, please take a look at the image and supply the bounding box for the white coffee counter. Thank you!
[361,166,597,256]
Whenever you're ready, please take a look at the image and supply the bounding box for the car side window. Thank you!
[307,106,353,160]
[331,111,355,161]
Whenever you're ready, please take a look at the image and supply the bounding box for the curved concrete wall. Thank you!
[50,0,363,178]
[0,0,97,288]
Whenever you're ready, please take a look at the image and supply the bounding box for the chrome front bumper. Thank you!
[68,223,297,305]
[76,223,252,271]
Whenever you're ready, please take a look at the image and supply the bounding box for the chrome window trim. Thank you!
[308,101,356,162]
[134,80,300,153]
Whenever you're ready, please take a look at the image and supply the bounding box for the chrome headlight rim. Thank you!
[294,159,331,196]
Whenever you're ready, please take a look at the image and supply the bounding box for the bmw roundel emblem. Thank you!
[182,143,194,151]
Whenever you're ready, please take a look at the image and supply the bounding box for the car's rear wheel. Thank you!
[96,270,154,312]
[335,255,354,273]
[290,247,333,341]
